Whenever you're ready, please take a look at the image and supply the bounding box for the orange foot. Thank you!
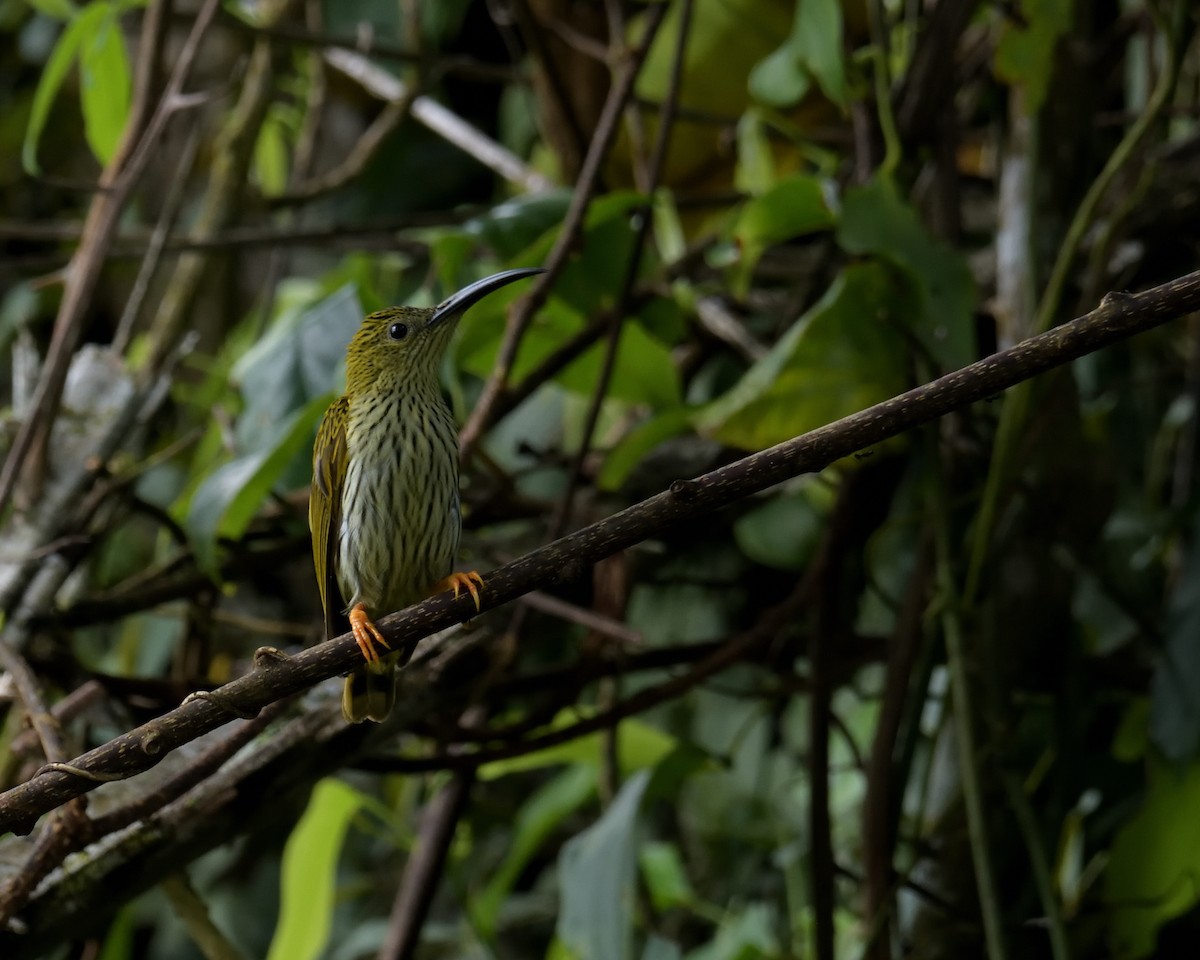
[434,571,485,613]
[349,602,391,664]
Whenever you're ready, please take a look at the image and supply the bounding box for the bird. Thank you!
[310,267,544,722]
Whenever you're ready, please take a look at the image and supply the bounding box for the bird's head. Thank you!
[344,267,543,394]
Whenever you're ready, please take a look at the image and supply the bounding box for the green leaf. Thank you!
[254,111,290,197]
[732,173,835,292]
[185,393,330,575]
[734,487,829,571]
[460,297,681,410]
[994,0,1074,114]
[697,262,910,451]
[688,903,779,960]
[268,779,366,960]
[471,764,597,940]
[461,190,573,260]
[749,0,846,109]
[479,710,678,780]
[26,0,79,18]
[22,3,93,173]
[78,3,131,164]
[557,770,651,960]
[1106,761,1200,959]
[233,283,363,452]
[748,44,810,108]
[559,318,682,410]
[837,175,975,370]
[640,841,696,912]
[597,408,693,492]
[734,110,777,195]
[736,175,833,245]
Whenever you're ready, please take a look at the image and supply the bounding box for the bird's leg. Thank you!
[433,571,484,613]
[349,602,391,664]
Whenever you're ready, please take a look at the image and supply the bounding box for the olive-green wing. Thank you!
[310,396,349,640]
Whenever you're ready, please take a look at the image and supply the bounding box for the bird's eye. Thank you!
[388,322,409,341]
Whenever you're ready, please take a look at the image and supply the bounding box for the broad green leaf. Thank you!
[597,408,693,492]
[697,262,910,451]
[78,3,131,164]
[185,393,329,575]
[734,487,828,571]
[461,190,573,260]
[994,0,1073,113]
[837,175,975,370]
[22,3,95,173]
[557,318,681,410]
[732,173,835,292]
[748,44,810,108]
[749,0,846,108]
[479,710,678,780]
[557,770,651,960]
[460,296,681,410]
[791,0,846,106]
[471,764,597,940]
[1106,761,1200,958]
[233,283,363,452]
[267,779,366,960]
[735,174,834,246]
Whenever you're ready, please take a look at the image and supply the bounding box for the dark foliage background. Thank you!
[0,1,1199,959]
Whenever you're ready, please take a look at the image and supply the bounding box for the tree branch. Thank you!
[0,269,1198,834]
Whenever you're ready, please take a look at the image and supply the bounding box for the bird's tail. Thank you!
[342,660,396,723]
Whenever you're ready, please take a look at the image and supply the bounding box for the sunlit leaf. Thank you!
[640,841,696,912]
[557,770,650,960]
[78,2,131,164]
[267,779,367,960]
[22,3,94,173]
[749,0,846,108]
[254,111,290,197]
[1106,760,1200,959]
[479,710,678,781]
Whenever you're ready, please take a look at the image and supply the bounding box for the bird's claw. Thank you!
[349,603,391,664]
[436,571,484,613]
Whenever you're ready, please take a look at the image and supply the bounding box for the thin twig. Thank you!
[322,48,552,194]
[0,0,219,515]
[459,3,670,457]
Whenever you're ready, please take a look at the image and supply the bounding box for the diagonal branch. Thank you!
[0,269,1198,834]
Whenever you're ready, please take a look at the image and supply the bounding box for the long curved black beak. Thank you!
[429,267,545,326]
